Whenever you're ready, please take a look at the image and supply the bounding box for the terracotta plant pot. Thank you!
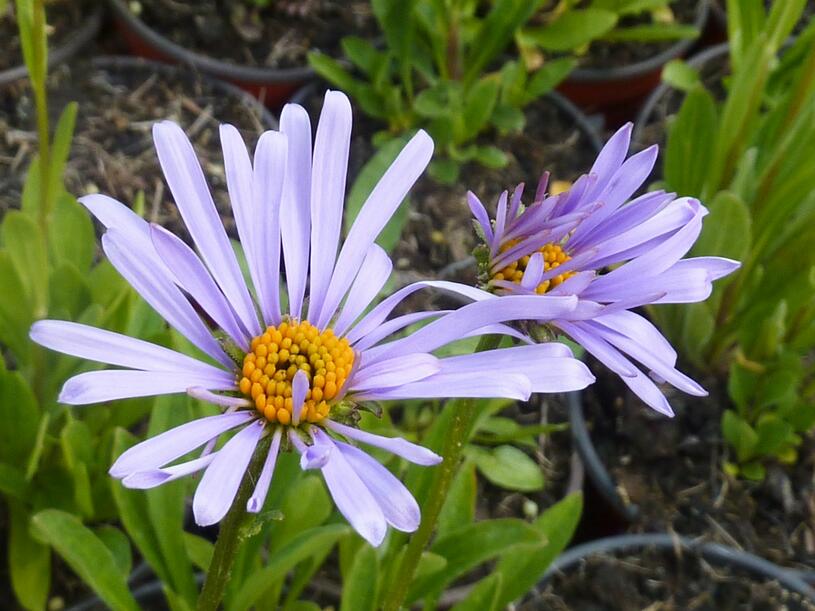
[106,0,313,110]
[0,3,102,86]
[558,0,710,125]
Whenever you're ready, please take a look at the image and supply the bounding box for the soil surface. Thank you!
[527,544,815,610]
[581,367,815,571]
[130,0,374,70]
[0,59,274,235]
[0,0,92,72]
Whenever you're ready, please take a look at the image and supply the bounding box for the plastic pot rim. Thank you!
[532,532,815,602]
[107,0,315,84]
[568,0,711,82]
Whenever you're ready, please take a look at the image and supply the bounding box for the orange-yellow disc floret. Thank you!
[238,320,354,426]
[492,241,576,295]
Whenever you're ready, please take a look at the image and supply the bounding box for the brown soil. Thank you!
[527,544,815,610]
[130,0,375,70]
[0,58,274,236]
[581,368,815,571]
[0,0,92,72]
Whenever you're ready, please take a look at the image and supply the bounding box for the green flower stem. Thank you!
[196,435,270,611]
[383,333,501,611]
[30,0,51,226]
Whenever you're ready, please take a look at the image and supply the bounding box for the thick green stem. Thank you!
[196,435,270,611]
[30,0,51,229]
[383,334,501,611]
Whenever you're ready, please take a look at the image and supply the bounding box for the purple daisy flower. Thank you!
[30,91,594,546]
[467,123,740,417]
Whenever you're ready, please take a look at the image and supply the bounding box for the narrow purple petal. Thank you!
[490,191,509,256]
[60,370,236,406]
[193,420,264,526]
[279,104,312,319]
[363,295,576,364]
[252,130,288,325]
[307,91,352,321]
[186,387,251,408]
[152,121,260,336]
[335,441,421,532]
[291,370,309,426]
[247,428,282,513]
[555,320,638,378]
[674,256,741,280]
[313,429,387,546]
[150,224,249,350]
[30,320,228,376]
[355,371,532,401]
[507,183,525,222]
[520,253,544,290]
[350,354,440,392]
[331,245,392,336]
[325,420,441,466]
[318,129,433,326]
[351,311,449,352]
[585,122,632,199]
[467,191,494,245]
[110,411,254,478]
[102,230,231,368]
[123,453,216,489]
[289,429,332,470]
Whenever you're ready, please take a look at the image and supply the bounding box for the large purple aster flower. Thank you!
[30,91,594,546]
[467,123,740,416]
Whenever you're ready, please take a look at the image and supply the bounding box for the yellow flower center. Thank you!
[238,320,354,426]
[492,242,575,295]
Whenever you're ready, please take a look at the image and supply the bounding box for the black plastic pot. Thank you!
[633,42,727,148]
[558,0,710,125]
[527,533,815,605]
[106,0,314,110]
[0,4,102,86]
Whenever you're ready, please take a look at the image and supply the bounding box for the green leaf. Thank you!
[526,9,618,52]
[48,103,78,196]
[48,193,94,271]
[452,572,503,611]
[341,36,384,76]
[524,58,578,102]
[680,302,715,367]
[147,395,197,604]
[110,428,173,588]
[740,461,766,481]
[472,145,509,169]
[661,59,700,92]
[2,210,49,316]
[466,445,544,491]
[345,134,413,253]
[341,544,378,611]
[95,525,133,577]
[0,371,40,466]
[307,53,387,120]
[0,463,28,500]
[461,77,500,141]
[49,262,92,319]
[721,410,758,463]
[183,533,213,572]
[602,24,699,43]
[408,519,545,602]
[753,414,794,457]
[231,524,350,611]
[693,191,752,261]
[664,86,718,197]
[60,419,94,517]
[428,158,461,184]
[437,460,477,537]
[491,104,526,133]
[371,0,415,94]
[414,84,454,119]
[463,0,543,85]
[0,250,33,362]
[31,509,139,611]
[494,492,583,606]
[9,502,50,611]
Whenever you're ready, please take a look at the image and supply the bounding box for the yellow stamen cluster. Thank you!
[238,321,354,426]
[493,242,576,294]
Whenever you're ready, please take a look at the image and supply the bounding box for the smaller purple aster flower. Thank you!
[467,123,741,416]
[31,91,595,546]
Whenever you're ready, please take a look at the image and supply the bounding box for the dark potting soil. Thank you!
[582,367,815,571]
[130,0,375,70]
[565,0,702,71]
[0,0,91,72]
[526,544,815,610]
[0,59,273,235]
